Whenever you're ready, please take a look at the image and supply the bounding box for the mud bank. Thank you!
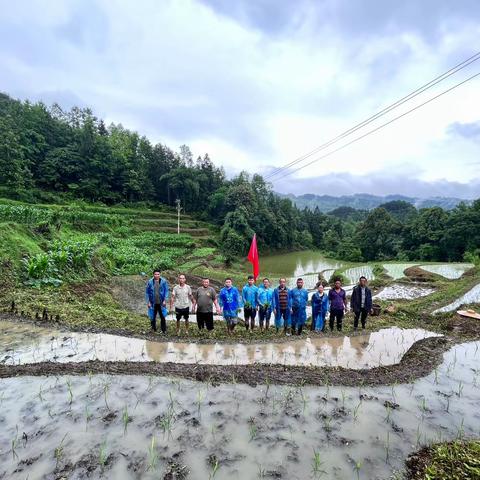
[0,336,453,386]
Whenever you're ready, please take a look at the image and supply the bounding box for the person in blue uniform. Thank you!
[257,277,274,331]
[242,275,259,331]
[311,282,329,332]
[218,278,242,336]
[290,278,308,335]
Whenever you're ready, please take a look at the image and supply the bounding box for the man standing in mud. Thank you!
[171,274,195,335]
[257,277,274,331]
[290,278,308,335]
[350,276,373,331]
[328,278,347,331]
[242,275,259,331]
[145,269,169,334]
[273,277,292,334]
[219,278,242,336]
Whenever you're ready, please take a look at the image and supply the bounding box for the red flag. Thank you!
[247,234,259,280]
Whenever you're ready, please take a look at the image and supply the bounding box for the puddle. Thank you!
[374,284,435,300]
[343,265,375,284]
[0,341,479,479]
[383,263,418,280]
[433,283,480,314]
[0,321,439,369]
[419,263,474,280]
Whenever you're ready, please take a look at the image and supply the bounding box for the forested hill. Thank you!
[0,92,479,264]
[279,193,468,212]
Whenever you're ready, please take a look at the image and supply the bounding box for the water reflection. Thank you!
[0,321,440,369]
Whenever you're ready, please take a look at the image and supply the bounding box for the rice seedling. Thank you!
[196,390,205,414]
[54,433,68,468]
[66,378,73,405]
[353,461,363,480]
[456,417,465,440]
[147,435,159,471]
[85,405,93,431]
[457,381,464,397]
[11,425,19,460]
[103,382,110,410]
[208,459,219,479]
[257,464,266,478]
[249,422,258,442]
[353,400,362,422]
[122,406,131,435]
[384,431,390,463]
[311,449,327,478]
[98,440,108,470]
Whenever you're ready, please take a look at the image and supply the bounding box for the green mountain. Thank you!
[278,193,469,213]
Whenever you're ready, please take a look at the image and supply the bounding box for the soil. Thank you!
[1,311,478,387]
[0,335,455,387]
[403,266,438,283]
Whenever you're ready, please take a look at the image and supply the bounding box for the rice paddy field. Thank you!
[1,200,479,479]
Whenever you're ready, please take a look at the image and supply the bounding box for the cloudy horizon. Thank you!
[1,0,479,199]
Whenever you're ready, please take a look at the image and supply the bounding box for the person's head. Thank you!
[225,277,233,288]
[334,279,342,289]
[279,277,286,288]
[153,270,161,281]
[359,276,367,287]
[317,282,324,293]
[247,275,255,286]
[263,277,270,288]
[296,278,304,289]
[178,273,186,285]
[202,277,210,288]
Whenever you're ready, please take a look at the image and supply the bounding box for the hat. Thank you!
[457,309,480,320]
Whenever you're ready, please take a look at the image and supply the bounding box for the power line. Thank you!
[265,50,480,180]
[272,70,480,182]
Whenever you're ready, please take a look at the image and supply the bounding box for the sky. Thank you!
[1,0,480,199]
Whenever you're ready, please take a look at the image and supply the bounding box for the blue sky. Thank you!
[1,0,479,198]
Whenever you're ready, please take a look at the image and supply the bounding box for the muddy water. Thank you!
[1,341,479,479]
[374,284,435,300]
[0,321,439,369]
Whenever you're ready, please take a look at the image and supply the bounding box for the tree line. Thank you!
[0,92,478,264]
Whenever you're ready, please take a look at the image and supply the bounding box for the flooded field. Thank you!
[0,321,438,369]
[418,263,474,280]
[374,284,435,301]
[433,283,480,314]
[1,341,479,479]
[343,265,375,285]
[382,264,418,280]
[260,251,342,279]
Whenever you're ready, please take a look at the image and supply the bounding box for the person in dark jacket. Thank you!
[350,276,373,331]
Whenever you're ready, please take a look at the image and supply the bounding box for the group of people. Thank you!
[146,270,373,336]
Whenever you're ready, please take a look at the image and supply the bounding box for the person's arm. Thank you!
[343,291,348,311]
[213,290,221,314]
[272,289,277,315]
[146,281,151,308]
[170,288,175,311]
[162,280,169,307]
[189,287,196,310]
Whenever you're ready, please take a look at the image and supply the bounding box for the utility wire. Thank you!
[272,70,480,182]
[265,50,480,180]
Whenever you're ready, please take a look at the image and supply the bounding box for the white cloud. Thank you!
[0,0,479,197]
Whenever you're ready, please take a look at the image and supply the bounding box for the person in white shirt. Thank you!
[170,274,195,334]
